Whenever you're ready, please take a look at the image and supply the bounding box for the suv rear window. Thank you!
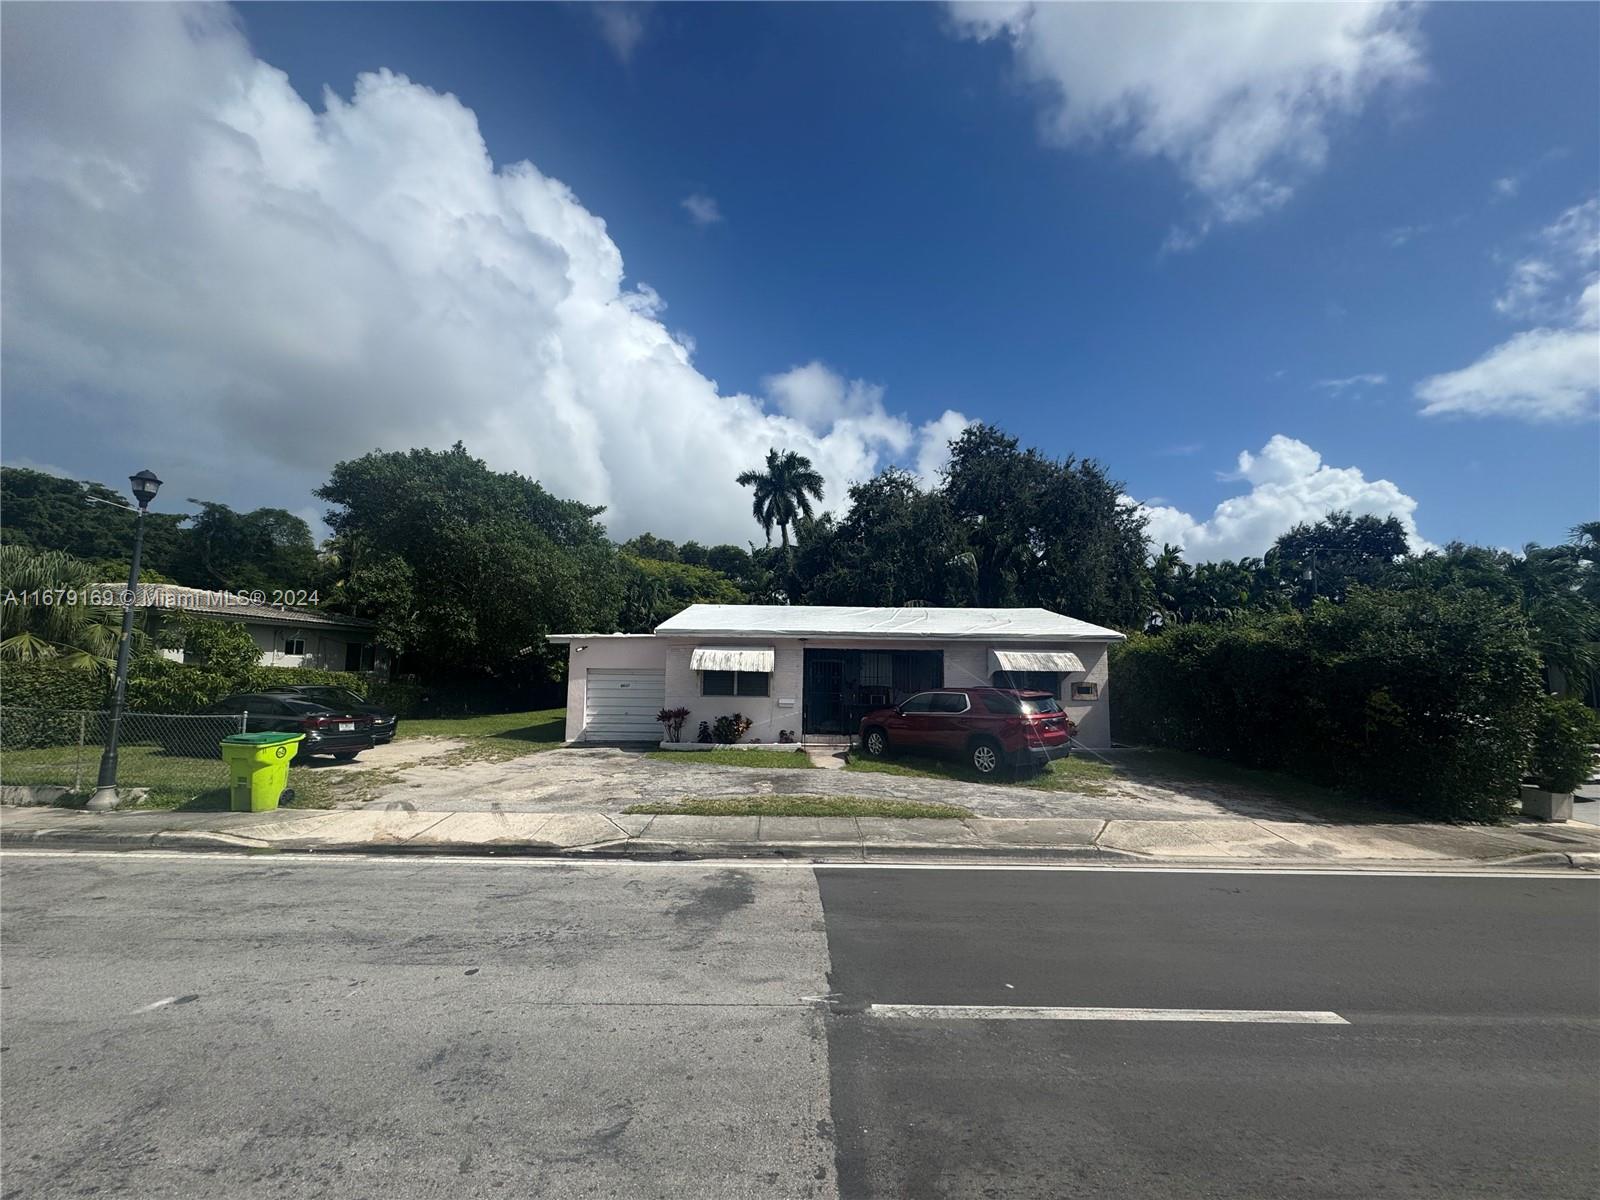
[1022,696,1063,714]
[981,693,1023,715]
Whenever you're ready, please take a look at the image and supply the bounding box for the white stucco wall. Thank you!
[661,639,805,745]
[563,633,1117,748]
[153,617,389,678]
[561,636,671,742]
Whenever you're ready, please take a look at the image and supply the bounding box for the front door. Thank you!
[803,654,845,734]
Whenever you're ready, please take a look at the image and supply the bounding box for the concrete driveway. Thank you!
[359,745,1338,822]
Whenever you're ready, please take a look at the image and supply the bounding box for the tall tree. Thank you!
[173,502,319,592]
[736,449,824,549]
[941,424,1151,627]
[0,467,185,577]
[316,443,624,681]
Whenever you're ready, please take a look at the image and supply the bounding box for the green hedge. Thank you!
[366,680,426,716]
[0,661,112,748]
[1529,696,1600,793]
[0,660,110,712]
[123,656,373,714]
[1112,588,1545,821]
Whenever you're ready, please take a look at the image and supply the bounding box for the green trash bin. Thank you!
[219,732,304,812]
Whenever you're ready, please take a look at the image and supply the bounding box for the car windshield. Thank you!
[1021,696,1063,715]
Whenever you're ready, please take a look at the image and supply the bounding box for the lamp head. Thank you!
[129,470,163,509]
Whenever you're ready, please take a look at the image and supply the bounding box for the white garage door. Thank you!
[582,669,666,741]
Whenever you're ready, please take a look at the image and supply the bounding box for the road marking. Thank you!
[0,849,1589,880]
[867,1004,1350,1024]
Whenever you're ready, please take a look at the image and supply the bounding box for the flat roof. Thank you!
[649,604,1124,642]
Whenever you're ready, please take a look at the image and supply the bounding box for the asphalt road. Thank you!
[817,869,1600,1199]
[1,853,1595,1199]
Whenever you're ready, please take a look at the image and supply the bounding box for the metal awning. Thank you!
[690,646,776,672]
[989,649,1085,674]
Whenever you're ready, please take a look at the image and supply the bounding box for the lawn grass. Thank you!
[843,751,1117,794]
[624,794,970,818]
[647,748,815,769]
[396,708,567,763]
[2,740,367,812]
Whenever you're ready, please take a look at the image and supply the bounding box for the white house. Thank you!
[550,604,1125,747]
[102,583,391,679]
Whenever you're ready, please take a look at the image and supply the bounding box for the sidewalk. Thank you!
[3,803,1598,869]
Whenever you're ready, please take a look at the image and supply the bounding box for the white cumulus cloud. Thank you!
[0,3,966,544]
[1134,435,1430,562]
[947,1,1425,243]
[1416,197,1600,422]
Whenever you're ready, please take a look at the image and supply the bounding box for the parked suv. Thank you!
[262,685,399,744]
[858,688,1076,776]
[203,692,377,760]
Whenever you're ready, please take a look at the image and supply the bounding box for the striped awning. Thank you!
[690,646,776,672]
[989,649,1085,674]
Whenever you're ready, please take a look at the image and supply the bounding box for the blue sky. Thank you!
[3,2,1597,558]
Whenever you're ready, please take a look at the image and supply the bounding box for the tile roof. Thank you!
[93,583,377,630]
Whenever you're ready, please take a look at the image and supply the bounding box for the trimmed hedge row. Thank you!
[1112,588,1547,822]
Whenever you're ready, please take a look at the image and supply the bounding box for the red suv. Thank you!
[858,688,1077,776]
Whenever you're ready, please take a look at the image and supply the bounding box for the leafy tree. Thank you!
[1,467,185,576]
[315,443,624,682]
[1272,510,1410,602]
[941,424,1150,627]
[617,556,744,632]
[620,533,680,563]
[795,469,972,606]
[172,502,319,592]
[0,545,128,670]
[166,615,262,679]
[736,449,824,549]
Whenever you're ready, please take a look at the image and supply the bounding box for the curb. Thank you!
[3,826,1597,870]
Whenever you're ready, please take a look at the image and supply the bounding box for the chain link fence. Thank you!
[0,707,248,800]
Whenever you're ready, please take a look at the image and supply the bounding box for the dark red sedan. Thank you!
[857,687,1077,776]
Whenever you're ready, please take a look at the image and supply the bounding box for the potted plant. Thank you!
[1522,696,1600,822]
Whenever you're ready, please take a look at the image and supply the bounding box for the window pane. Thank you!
[860,652,892,687]
[702,671,735,696]
[900,693,934,713]
[1023,697,1064,714]
[931,692,968,713]
[736,672,769,697]
[982,693,1022,715]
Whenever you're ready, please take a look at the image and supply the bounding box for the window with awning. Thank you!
[690,646,776,673]
[987,649,1085,674]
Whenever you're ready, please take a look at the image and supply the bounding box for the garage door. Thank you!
[582,669,667,741]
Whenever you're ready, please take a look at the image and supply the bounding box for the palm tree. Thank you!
[736,449,825,549]
[0,545,127,670]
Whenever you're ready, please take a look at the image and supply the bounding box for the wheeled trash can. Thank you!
[219,732,304,812]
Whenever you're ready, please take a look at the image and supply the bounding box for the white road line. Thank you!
[0,849,1589,880]
[867,1004,1350,1024]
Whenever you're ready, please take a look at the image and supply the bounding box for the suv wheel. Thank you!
[969,738,1002,776]
[862,728,890,758]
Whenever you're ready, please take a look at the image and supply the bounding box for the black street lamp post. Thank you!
[87,470,163,811]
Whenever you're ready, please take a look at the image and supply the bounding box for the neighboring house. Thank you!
[99,583,390,680]
[550,604,1125,747]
